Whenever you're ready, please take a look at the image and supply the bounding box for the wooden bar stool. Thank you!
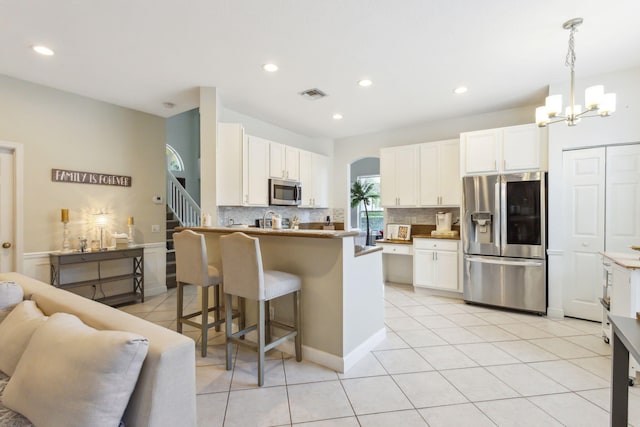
[219,232,302,386]
[173,229,238,357]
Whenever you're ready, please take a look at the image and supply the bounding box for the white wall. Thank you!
[219,107,333,156]
[0,74,167,254]
[166,108,201,204]
[547,66,640,317]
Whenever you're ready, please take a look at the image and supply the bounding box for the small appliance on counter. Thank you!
[255,217,291,229]
[431,212,458,237]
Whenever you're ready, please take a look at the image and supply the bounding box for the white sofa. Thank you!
[0,272,196,427]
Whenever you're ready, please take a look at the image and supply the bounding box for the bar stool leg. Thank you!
[265,300,271,345]
[201,286,208,357]
[225,293,233,370]
[214,284,221,332]
[258,300,266,387]
[294,290,302,362]
[176,282,184,334]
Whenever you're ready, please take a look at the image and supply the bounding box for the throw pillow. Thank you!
[0,300,46,375]
[0,281,23,310]
[3,312,149,427]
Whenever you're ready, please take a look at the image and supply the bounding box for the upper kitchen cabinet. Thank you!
[299,150,329,208]
[243,135,270,206]
[419,139,460,206]
[460,123,548,176]
[217,123,245,206]
[217,124,268,206]
[380,145,419,207]
[269,142,300,180]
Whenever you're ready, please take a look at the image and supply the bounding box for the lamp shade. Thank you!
[535,106,549,127]
[585,85,604,110]
[599,93,616,116]
[545,95,562,117]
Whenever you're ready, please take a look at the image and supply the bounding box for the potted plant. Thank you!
[350,180,380,246]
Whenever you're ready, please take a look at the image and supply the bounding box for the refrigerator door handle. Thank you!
[466,256,543,268]
[500,177,507,253]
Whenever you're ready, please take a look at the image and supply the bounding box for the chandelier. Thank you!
[535,18,616,127]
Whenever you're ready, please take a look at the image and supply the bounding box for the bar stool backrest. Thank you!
[219,232,265,301]
[173,230,209,287]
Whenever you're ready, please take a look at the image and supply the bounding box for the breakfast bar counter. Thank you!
[182,226,385,372]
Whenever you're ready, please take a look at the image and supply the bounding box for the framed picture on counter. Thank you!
[387,224,411,240]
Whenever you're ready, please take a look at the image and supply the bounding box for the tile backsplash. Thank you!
[217,206,342,227]
[385,207,460,227]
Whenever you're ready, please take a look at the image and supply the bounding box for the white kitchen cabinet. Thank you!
[243,135,270,206]
[419,139,460,206]
[216,123,244,206]
[216,125,269,206]
[413,238,459,291]
[269,142,299,180]
[460,123,547,176]
[380,145,418,207]
[299,150,329,208]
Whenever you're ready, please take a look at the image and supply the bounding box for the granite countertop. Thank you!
[181,226,359,239]
[602,251,640,269]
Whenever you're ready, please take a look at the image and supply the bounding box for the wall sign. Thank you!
[52,168,132,187]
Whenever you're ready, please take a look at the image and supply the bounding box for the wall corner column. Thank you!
[199,87,219,225]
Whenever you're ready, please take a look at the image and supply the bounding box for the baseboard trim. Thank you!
[244,327,387,373]
[547,307,565,319]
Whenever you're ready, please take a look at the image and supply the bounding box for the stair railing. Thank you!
[167,172,201,227]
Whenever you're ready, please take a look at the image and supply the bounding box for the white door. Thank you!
[462,130,500,175]
[502,124,541,171]
[395,146,418,207]
[563,147,606,321]
[439,140,461,205]
[606,144,640,254]
[285,146,299,180]
[419,143,439,205]
[312,154,329,208]
[413,249,435,287]
[245,136,269,206]
[0,148,15,272]
[434,250,459,290]
[380,149,397,207]
[269,141,285,179]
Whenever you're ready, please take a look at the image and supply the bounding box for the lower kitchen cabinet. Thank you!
[413,238,459,291]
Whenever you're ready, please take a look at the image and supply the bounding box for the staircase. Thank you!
[165,170,201,289]
[165,207,179,289]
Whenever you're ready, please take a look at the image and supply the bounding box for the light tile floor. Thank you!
[119,283,640,427]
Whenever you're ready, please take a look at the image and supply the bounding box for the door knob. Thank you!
[2,242,11,249]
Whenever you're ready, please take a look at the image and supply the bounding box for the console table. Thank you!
[50,247,144,307]
[609,314,640,426]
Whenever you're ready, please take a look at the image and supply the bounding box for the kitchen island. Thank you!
[182,226,385,372]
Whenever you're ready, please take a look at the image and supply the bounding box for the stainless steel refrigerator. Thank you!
[462,172,547,314]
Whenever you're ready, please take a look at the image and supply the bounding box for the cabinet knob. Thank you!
[582,242,589,247]
[2,242,11,249]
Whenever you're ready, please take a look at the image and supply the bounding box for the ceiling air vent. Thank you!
[299,88,327,100]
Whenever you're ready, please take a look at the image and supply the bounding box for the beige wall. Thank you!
[0,75,166,252]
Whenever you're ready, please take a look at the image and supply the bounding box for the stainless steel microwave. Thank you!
[269,178,302,206]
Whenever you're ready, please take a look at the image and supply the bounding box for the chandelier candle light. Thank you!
[535,18,616,127]
[60,209,71,253]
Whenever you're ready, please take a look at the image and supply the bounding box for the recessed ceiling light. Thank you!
[262,63,278,72]
[358,79,373,87]
[454,86,468,94]
[32,45,54,56]
[332,113,343,120]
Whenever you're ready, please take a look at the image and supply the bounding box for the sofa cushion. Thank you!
[0,282,23,324]
[0,281,22,310]
[2,312,149,427]
[0,371,32,426]
[0,300,46,375]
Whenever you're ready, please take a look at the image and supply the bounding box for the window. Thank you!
[356,175,383,233]
[166,145,184,172]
